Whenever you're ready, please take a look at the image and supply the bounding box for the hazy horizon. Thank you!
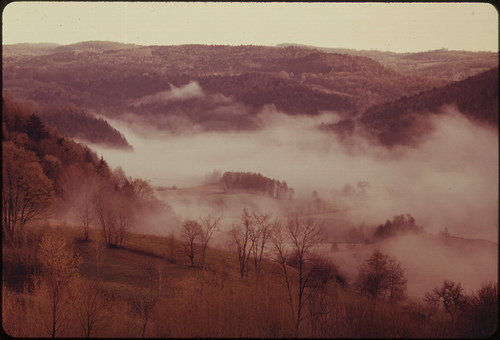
[4,39,498,55]
[3,2,498,53]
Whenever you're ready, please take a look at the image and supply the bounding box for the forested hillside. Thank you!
[358,67,498,147]
[2,41,497,148]
[2,95,171,245]
[3,42,467,145]
[322,67,498,147]
[278,43,498,82]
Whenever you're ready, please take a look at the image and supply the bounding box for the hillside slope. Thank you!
[358,67,498,147]
[323,67,498,147]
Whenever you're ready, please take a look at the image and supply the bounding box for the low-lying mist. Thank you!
[87,107,498,242]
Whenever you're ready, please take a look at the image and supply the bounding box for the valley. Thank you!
[2,40,498,338]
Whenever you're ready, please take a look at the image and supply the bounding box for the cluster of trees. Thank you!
[220,171,294,199]
[356,249,407,300]
[424,280,498,337]
[372,213,424,240]
[59,164,170,247]
[342,214,423,245]
[2,141,55,242]
[37,103,131,148]
[2,95,170,249]
[180,214,223,267]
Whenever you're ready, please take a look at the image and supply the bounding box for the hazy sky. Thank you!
[3,2,498,52]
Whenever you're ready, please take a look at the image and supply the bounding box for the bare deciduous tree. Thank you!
[425,280,468,336]
[69,278,111,338]
[181,219,201,267]
[132,260,164,338]
[356,249,407,300]
[198,213,222,268]
[230,209,254,279]
[115,196,133,247]
[36,232,81,338]
[76,191,94,242]
[165,232,178,264]
[270,214,326,336]
[356,249,389,298]
[464,281,498,338]
[250,212,273,280]
[2,141,55,241]
[386,257,407,300]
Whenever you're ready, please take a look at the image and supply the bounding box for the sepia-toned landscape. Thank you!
[2,3,498,338]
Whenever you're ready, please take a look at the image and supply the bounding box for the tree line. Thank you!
[220,171,294,199]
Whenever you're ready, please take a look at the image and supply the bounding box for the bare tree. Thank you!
[181,219,201,267]
[464,281,498,338]
[69,278,111,338]
[132,260,164,338]
[230,209,254,279]
[93,184,132,248]
[269,220,295,320]
[198,213,222,268]
[286,214,325,335]
[115,196,133,247]
[36,232,81,338]
[2,141,55,240]
[270,214,325,336]
[76,190,94,242]
[356,249,390,298]
[386,257,407,300]
[425,280,468,336]
[355,249,407,305]
[94,195,117,247]
[165,232,178,264]
[250,212,273,280]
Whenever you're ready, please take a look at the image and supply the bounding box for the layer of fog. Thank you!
[323,233,498,298]
[87,107,498,242]
[130,81,204,106]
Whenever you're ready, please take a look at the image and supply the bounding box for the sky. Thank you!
[2,2,498,53]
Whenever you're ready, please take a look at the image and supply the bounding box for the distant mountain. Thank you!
[51,40,142,53]
[277,43,497,82]
[2,40,142,57]
[2,42,62,56]
[3,41,496,146]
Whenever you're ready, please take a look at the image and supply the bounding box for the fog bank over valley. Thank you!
[87,107,498,242]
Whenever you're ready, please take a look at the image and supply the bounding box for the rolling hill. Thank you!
[2,41,497,149]
[278,43,498,82]
[3,41,464,145]
[323,67,498,147]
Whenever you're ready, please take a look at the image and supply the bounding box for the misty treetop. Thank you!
[373,213,424,241]
[220,171,294,199]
